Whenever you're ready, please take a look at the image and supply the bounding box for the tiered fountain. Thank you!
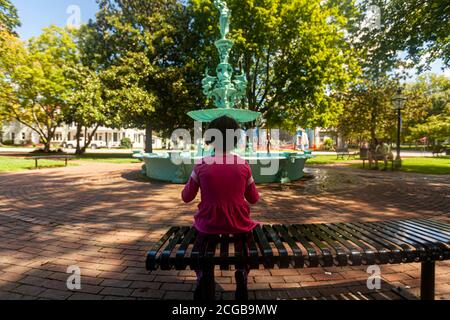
[140,0,311,184]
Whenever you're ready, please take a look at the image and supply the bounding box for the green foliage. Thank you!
[403,74,450,144]
[322,138,334,151]
[0,0,20,33]
[372,0,449,70]
[190,0,360,130]
[80,0,198,144]
[0,26,77,152]
[120,137,133,149]
[338,78,399,143]
[1,139,13,145]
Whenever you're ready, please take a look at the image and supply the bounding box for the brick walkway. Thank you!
[0,162,449,300]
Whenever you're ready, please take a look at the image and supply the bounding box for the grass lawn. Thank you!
[0,157,72,172]
[351,156,450,175]
[0,153,140,172]
[306,155,353,165]
[75,153,141,164]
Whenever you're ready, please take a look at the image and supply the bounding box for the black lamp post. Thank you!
[391,89,407,169]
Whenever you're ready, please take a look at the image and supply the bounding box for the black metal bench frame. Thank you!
[31,155,75,168]
[146,219,450,300]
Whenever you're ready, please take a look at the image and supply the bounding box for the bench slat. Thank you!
[176,227,197,270]
[350,222,416,262]
[287,225,318,267]
[220,235,230,270]
[253,225,274,268]
[339,222,402,263]
[415,219,450,233]
[263,225,289,268]
[273,225,304,268]
[368,222,431,260]
[326,223,377,265]
[385,220,450,246]
[146,227,178,270]
[161,227,188,270]
[314,224,362,266]
[377,221,445,260]
[404,220,450,242]
[307,224,351,266]
[295,224,333,267]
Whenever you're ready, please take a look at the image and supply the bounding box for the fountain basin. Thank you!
[138,152,312,184]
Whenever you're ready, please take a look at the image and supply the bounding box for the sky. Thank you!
[12,0,98,40]
[11,0,449,80]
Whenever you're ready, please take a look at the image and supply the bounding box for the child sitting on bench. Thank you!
[182,116,260,301]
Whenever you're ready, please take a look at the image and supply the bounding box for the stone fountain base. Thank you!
[137,152,311,184]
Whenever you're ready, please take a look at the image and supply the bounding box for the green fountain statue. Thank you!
[139,0,311,184]
[188,0,261,123]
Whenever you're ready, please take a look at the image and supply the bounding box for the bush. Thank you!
[322,138,334,151]
[2,140,14,146]
[31,148,65,154]
[120,137,133,149]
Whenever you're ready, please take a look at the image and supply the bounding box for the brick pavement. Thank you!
[0,162,449,300]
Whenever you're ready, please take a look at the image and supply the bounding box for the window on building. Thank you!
[22,132,26,140]
[11,133,15,141]
[113,132,118,142]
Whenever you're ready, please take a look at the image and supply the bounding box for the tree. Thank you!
[337,78,399,144]
[64,64,107,154]
[337,0,408,144]
[376,0,449,70]
[190,0,360,131]
[79,0,199,152]
[0,26,77,152]
[0,0,20,33]
[404,74,450,145]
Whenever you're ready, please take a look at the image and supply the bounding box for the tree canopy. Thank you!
[0,0,20,33]
[0,26,77,152]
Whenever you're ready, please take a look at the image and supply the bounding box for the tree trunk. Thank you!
[75,123,82,155]
[43,140,51,153]
[145,120,153,153]
[266,128,271,154]
[78,124,100,155]
[43,127,52,153]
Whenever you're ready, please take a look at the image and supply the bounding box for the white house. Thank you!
[1,120,163,150]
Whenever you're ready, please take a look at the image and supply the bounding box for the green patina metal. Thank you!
[140,1,311,184]
[188,0,261,123]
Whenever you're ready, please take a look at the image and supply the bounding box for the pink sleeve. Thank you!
[182,167,200,203]
[244,164,260,205]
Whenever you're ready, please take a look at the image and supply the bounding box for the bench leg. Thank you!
[420,261,435,300]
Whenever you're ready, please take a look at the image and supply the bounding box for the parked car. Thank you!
[63,140,107,150]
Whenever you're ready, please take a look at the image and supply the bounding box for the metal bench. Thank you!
[31,155,75,168]
[360,148,394,169]
[146,219,450,300]
[336,148,358,160]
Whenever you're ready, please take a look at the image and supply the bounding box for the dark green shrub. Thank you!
[120,137,133,149]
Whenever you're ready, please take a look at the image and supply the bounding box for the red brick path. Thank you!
[0,162,449,300]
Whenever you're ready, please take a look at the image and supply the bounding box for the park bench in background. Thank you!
[146,219,450,300]
[336,147,359,160]
[432,145,446,157]
[31,155,75,169]
[360,148,394,169]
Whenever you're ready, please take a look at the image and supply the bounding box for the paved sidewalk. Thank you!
[0,163,448,300]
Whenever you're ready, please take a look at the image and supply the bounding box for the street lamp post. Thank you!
[392,89,407,169]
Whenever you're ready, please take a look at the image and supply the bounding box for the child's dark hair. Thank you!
[205,116,241,153]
